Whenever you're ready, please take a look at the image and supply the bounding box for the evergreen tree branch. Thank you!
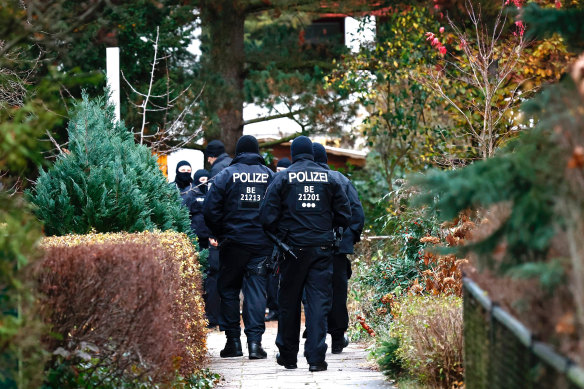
[0,0,109,57]
[244,0,327,15]
[243,107,309,126]
[244,0,279,14]
[258,132,306,148]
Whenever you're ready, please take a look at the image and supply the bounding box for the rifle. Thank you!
[265,230,297,260]
[178,175,215,196]
[193,175,216,189]
[257,230,296,276]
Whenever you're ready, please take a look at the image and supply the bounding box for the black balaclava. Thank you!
[312,143,328,164]
[175,160,193,190]
[205,140,226,158]
[235,135,260,155]
[290,136,313,162]
[193,169,210,194]
[276,157,292,169]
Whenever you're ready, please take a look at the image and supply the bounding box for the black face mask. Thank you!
[198,181,209,195]
[175,172,193,190]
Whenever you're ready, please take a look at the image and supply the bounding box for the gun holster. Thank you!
[333,227,344,251]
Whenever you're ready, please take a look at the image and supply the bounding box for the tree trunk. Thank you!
[200,0,246,156]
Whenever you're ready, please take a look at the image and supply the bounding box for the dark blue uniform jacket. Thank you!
[210,153,233,178]
[259,154,352,247]
[183,184,210,240]
[203,152,274,253]
[317,163,364,254]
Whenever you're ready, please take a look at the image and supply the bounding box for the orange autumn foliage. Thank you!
[356,315,376,337]
[408,214,473,297]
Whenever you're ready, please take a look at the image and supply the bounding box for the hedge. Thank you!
[37,231,207,383]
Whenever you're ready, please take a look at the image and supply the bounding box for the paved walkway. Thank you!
[207,322,395,388]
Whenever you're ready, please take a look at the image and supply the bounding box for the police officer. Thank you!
[313,143,364,354]
[171,160,193,191]
[276,157,291,172]
[183,169,221,329]
[204,140,232,329]
[184,169,211,249]
[264,157,292,323]
[205,139,233,178]
[203,135,274,359]
[259,136,351,372]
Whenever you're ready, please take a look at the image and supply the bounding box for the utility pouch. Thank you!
[255,259,269,277]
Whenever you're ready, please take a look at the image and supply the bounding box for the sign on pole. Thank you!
[106,47,121,122]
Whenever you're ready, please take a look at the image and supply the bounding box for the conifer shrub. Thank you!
[37,231,207,384]
[375,337,404,378]
[27,93,191,237]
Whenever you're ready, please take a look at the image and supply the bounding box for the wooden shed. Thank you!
[260,139,367,171]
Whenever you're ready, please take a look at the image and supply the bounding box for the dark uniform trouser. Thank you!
[218,243,268,343]
[266,272,279,314]
[276,246,333,365]
[204,245,220,326]
[199,237,209,250]
[327,254,349,341]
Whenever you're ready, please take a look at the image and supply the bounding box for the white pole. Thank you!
[106,47,121,122]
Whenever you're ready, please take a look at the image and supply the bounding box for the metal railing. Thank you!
[463,277,584,389]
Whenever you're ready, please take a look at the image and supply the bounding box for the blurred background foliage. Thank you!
[340,1,584,386]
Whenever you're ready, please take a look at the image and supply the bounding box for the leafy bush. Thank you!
[180,369,221,389]
[27,93,191,237]
[38,231,207,385]
[350,152,392,233]
[351,191,440,312]
[44,350,220,389]
[390,295,463,388]
[347,185,445,346]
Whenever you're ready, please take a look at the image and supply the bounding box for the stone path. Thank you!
[207,322,396,389]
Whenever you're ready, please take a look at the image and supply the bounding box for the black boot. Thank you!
[276,353,297,369]
[309,361,328,372]
[331,334,349,354]
[220,338,243,358]
[248,341,267,359]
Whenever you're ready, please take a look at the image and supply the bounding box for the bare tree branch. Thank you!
[121,26,204,154]
[139,27,160,144]
[258,132,305,148]
[422,0,526,159]
[243,107,310,126]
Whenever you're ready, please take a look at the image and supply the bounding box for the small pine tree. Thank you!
[27,93,192,237]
